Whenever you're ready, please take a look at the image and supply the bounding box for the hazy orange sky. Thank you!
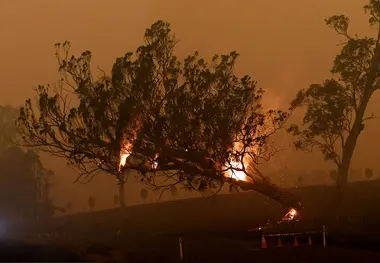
[1,1,379,211]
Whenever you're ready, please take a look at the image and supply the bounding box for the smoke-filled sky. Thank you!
[0,0,379,211]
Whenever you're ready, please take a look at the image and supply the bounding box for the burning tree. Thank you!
[16,20,301,211]
[288,1,380,203]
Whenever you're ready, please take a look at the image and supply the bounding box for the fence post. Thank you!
[179,237,184,261]
[322,225,326,248]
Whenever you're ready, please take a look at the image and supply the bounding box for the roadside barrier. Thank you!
[294,236,299,246]
[261,236,267,248]
[260,225,327,249]
[277,237,282,247]
[179,237,184,261]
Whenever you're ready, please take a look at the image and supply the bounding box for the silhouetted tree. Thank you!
[330,170,338,183]
[140,188,148,201]
[65,201,73,212]
[88,196,95,211]
[16,20,299,209]
[113,194,119,205]
[0,105,55,221]
[0,106,18,150]
[170,186,178,197]
[288,1,380,202]
[365,168,373,180]
[297,176,303,186]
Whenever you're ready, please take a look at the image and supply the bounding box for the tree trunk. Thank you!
[117,178,126,209]
[336,36,380,204]
[226,177,302,211]
[336,90,372,205]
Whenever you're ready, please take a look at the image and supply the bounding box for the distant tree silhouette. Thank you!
[65,201,73,212]
[0,105,18,149]
[0,105,55,221]
[330,170,338,183]
[170,186,178,197]
[16,20,300,209]
[88,196,95,211]
[288,1,380,203]
[113,194,119,205]
[297,176,303,186]
[365,168,373,180]
[140,188,148,201]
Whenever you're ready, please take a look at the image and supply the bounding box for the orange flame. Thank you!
[118,142,132,172]
[117,117,143,173]
[282,208,297,221]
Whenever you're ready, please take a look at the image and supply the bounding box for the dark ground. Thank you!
[9,180,380,262]
[4,234,380,262]
[123,234,380,263]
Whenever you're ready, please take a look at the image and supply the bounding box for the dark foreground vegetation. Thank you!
[2,237,380,262]
[7,180,380,262]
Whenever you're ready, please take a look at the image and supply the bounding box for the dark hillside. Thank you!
[48,179,380,237]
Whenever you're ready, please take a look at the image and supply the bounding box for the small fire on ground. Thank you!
[282,208,297,221]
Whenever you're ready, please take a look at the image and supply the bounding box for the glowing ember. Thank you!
[282,208,297,221]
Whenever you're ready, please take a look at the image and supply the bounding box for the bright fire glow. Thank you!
[225,143,251,181]
[117,118,142,173]
[228,159,247,181]
[282,208,297,221]
[118,143,132,172]
[152,153,159,170]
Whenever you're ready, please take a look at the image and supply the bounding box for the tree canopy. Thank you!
[16,21,299,209]
[288,1,380,195]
